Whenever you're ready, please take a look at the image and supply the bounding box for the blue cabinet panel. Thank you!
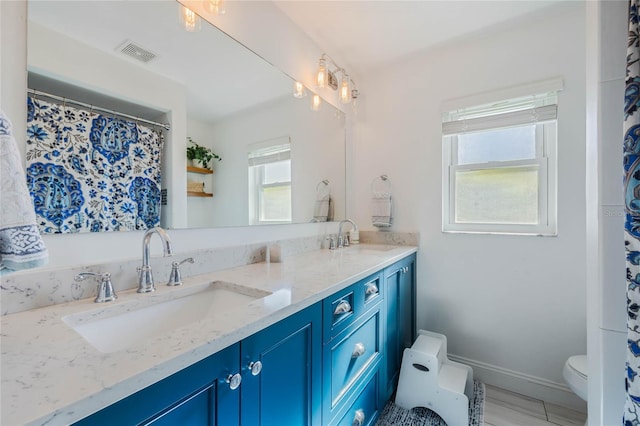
[74,343,240,426]
[381,254,417,403]
[147,385,212,425]
[327,308,381,407]
[241,303,322,426]
[332,370,380,426]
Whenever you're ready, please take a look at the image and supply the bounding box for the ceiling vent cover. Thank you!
[116,40,157,63]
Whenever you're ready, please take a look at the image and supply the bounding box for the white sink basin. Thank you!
[63,281,271,353]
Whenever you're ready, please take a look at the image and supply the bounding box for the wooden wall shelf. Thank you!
[187,166,214,175]
[187,191,213,198]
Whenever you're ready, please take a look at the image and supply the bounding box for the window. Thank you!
[248,138,291,224]
[442,83,560,235]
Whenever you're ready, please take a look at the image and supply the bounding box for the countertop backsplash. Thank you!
[0,231,418,316]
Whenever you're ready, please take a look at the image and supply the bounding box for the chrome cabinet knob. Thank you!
[226,373,242,390]
[352,409,365,426]
[334,300,352,316]
[351,343,366,358]
[248,360,263,376]
[365,283,378,296]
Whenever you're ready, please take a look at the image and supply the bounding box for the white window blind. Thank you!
[248,143,291,166]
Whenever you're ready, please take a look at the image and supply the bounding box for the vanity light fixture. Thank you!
[316,58,328,89]
[315,53,359,104]
[180,5,201,32]
[293,81,307,98]
[339,73,351,104]
[203,0,225,16]
[311,94,321,111]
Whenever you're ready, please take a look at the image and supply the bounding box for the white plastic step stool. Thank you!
[395,330,474,426]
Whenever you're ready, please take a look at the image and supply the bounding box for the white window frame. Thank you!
[248,137,292,225]
[441,79,562,236]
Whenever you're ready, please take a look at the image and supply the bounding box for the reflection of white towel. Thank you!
[313,194,330,222]
[371,191,392,228]
[313,182,331,222]
[0,110,48,274]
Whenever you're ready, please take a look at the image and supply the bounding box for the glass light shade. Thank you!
[180,6,201,32]
[340,74,351,104]
[203,0,225,15]
[293,81,306,98]
[311,94,321,111]
[316,58,327,88]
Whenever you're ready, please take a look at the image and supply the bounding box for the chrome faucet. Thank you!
[137,227,173,293]
[338,219,358,248]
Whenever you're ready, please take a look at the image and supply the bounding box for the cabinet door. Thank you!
[73,343,241,426]
[381,254,416,403]
[240,302,322,426]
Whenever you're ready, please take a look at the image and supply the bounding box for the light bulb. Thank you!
[311,94,321,111]
[340,73,351,104]
[293,81,306,98]
[180,6,201,32]
[203,0,225,15]
[316,58,327,89]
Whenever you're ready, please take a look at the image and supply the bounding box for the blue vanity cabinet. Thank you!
[73,342,241,426]
[380,253,417,404]
[240,302,323,426]
[71,252,417,426]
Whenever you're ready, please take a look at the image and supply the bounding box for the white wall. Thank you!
[0,1,27,159]
[354,3,587,408]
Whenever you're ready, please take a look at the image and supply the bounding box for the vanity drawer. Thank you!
[331,371,380,426]
[362,273,382,308]
[325,307,381,411]
[323,271,382,341]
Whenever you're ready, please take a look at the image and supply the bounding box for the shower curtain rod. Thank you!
[27,88,171,131]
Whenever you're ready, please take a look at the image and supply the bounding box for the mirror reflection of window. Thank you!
[248,138,291,224]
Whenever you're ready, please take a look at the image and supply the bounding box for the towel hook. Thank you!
[371,175,392,194]
[316,179,329,191]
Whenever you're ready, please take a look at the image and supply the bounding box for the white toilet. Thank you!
[563,354,588,425]
[563,355,588,401]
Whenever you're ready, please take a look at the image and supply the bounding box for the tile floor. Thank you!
[484,385,587,426]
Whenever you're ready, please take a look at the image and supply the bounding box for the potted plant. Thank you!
[186,137,222,170]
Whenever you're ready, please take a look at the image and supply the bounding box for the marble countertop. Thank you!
[1,244,417,426]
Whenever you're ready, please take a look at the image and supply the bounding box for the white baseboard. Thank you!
[448,354,588,413]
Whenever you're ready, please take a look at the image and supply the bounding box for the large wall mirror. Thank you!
[25,0,346,232]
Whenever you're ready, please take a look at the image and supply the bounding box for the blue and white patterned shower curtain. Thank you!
[25,95,164,233]
[625,1,640,424]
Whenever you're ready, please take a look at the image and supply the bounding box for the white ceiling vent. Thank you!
[116,40,157,63]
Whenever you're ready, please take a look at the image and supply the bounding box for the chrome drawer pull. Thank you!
[226,373,242,390]
[351,342,366,358]
[248,360,263,376]
[365,283,378,296]
[352,409,365,426]
[334,300,352,316]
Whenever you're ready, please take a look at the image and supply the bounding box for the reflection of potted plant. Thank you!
[186,137,222,170]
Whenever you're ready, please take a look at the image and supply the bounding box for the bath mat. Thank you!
[375,380,485,426]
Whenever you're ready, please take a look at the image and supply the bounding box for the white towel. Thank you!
[0,109,48,274]
[313,194,331,222]
[371,191,392,228]
[313,183,331,222]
